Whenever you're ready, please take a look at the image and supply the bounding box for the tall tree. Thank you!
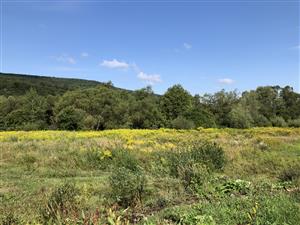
[160,85,193,122]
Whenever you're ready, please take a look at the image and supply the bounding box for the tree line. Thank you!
[0,83,299,130]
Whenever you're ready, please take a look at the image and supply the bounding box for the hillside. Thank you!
[0,72,115,96]
[0,72,299,131]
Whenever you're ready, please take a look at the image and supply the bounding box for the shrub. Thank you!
[189,142,226,170]
[55,106,86,130]
[270,116,287,127]
[83,148,112,170]
[288,118,300,127]
[228,105,253,128]
[109,167,147,208]
[171,116,195,129]
[112,149,140,172]
[41,183,79,223]
[216,179,251,195]
[278,165,300,182]
[166,142,225,179]
[253,114,272,127]
[178,163,210,192]
[81,115,97,130]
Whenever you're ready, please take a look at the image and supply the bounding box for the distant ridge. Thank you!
[0,72,126,96]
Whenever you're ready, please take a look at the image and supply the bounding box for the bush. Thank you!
[41,183,79,223]
[288,118,300,127]
[278,165,300,182]
[112,149,140,172]
[185,107,217,128]
[109,167,147,208]
[189,142,226,170]
[171,116,195,129]
[270,116,287,127]
[167,142,226,178]
[178,163,210,192]
[228,105,253,128]
[253,114,272,127]
[55,106,86,130]
[216,179,251,195]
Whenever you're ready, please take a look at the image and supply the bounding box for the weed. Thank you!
[279,164,300,182]
[40,182,79,223]
[109,167,148,208]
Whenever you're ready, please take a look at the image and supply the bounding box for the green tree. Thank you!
[228,104,254,128]
[56,106,86,130]
[130,87,165,129]
[185,95,216,128]
[160,85,193,123]
[202,90,239,127]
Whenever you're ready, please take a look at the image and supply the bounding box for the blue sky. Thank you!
[1,0,299,94]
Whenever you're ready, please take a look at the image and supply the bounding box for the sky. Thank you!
[1,0,299,94]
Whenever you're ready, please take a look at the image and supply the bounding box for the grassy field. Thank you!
[1,128,300,224]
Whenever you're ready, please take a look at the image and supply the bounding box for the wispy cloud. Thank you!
[137,72,162,85]
[218,78,235,85]
[100,59,162,85]
[183,42,192,50]
[55,54,76,64]
[100,59,129,69]
[289,45,300,50]
[81,52,89,57]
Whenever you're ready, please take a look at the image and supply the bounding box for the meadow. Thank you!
[1,128,300,224]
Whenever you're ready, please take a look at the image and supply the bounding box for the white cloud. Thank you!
[137,72,162,85]
[81,52,89,57]
[100,58,162,85]
[55,54,76,64]
[183,43,192,50]
[100,59,129,69]
[218,78,235,85]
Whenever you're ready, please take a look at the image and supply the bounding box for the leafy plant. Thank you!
[109,167,148,208]
[278,165,300,182]
[41,182,79,223]
[177,163,210,192]
[217,179,251,195]
[1,213,21,225]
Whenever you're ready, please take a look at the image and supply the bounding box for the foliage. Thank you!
[41,183,79,223]
[288,118,300,127]
[270,116,287,127]
[160,84,193,121]
[216,179,251,195]
[55,106,86,130]
[109,167,148,208]
[1,213,21,225]
[165,142,226,180]
[177,163,210,192]
[1,128,300,224]
[1,73,300,130]
[171,116,195,129]
[0,72,110,96]
[278,164,300,182]
[228,104,253,128]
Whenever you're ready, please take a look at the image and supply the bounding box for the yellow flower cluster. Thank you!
[0,128,299,153]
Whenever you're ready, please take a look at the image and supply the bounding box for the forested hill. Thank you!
[0,72,120,96]
[0,72,300,130]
